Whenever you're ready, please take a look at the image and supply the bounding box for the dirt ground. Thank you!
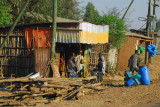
[46,55,160,107]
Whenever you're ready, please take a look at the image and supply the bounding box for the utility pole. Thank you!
[0,0,30,50]
[51,0,57,60]
[149,0,157,63]
[152,0,157,41]
[146,0,151,37]
[153,0,156,15]
[122,0,135,20]
[145,0,152,64]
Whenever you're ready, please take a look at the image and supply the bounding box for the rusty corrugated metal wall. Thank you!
[35,48,60,77]
[35,48,50,76]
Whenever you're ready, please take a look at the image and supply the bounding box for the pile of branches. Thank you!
[0,77,105,106]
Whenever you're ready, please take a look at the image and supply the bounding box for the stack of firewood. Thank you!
[0,76,105,106]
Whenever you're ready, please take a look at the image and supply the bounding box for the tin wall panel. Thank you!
[35,48,50,76]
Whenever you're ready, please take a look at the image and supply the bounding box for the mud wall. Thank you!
[116,36,139,71]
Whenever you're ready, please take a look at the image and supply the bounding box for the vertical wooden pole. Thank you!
[149,0,157,64]
[145,0,151,64]
[146,0,151,37]
[152,0,156,43]
[122,0,135,20]
[51,0,57,60]
[33,28,35,73]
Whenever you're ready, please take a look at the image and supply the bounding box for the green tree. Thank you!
[105,7,121,17]
[95,15,125,48]
[83,2,100,23]
[4,0,81,23]
[104,7,131,30]
[6,0,53,23]
[0,1,13,26]
[57,0,82,20]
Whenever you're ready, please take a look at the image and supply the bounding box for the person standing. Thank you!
[97,57,103,82]
[67,55,76,78]
[59,55,65,77]
[74,50,84,77]
[99,53,106,74]
[128,50,139,75]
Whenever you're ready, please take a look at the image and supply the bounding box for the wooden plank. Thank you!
[0,99,17,102]
[53,86,84,102]
[8,84,16,92]
[43,84,69,89]
[27,100,49,104]
[31,92,56,97]
[0,77,30,83]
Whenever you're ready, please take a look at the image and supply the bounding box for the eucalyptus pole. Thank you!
[153,0,156,16]
[146,0,151,37]
[145,0,151,64]
[149,0,157,63]
[51,0,57,60]
[122,0,135,20]
[0,0,30,50]
[152,0,156,41]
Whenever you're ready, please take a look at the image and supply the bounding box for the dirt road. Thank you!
[47,80,160,107]
[47,55,160,107]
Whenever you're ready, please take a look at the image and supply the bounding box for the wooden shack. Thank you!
[116,32,153,72]
[0,18,80,77]
[0,18,110,77]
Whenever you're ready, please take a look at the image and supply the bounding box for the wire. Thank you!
[138,17,147,21]
[139,22,147,29]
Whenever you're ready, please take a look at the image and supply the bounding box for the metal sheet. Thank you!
[79,22,109,44]
[25,28,80,48]
[35,48,50,76]
[56,30,80,43]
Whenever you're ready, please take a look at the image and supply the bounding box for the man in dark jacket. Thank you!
[97,57,103,82]
[128,50,139,75]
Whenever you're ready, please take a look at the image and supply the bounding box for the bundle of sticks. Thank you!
[0,76,105,106]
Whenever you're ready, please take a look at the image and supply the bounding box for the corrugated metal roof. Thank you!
[25,28,80,47]
[25,12,80,23]
[79,22,109,44]
[125,32,153,40]
[56,29,80,43]
[57,17,79,23]
[0,17,80,29]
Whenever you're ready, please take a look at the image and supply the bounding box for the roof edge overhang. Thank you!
[125,32,153,40]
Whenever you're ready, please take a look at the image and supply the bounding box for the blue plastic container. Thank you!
[126,79,135,86]
[125,71,132,78]
[139,66,150,85]
[134,78,140,85]
[132,74,141,79]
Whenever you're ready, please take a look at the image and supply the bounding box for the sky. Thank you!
[77,0,160,29]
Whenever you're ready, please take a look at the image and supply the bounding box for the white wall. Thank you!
[107,48,118,73]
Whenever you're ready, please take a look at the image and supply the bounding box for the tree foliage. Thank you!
[83,2,100,23]
[0,1,12,26]
[104,7,130,30]
[0,0,81,24]
[57,0,82,20]
[95,15,125,48]
[105,7,121,17]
